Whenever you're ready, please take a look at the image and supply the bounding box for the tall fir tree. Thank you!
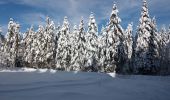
[23,26,35,67]
[100,3,126,73]
[69,24,79,70]
[134,0,160,74]
[0,26,5,66]
[56,16,71,71]
[98,25,107,72]
[84,12,99,71]
[33,25,46,68]
[77,18,87,70]
[0,26,4,47]
[124,23,133,73]
[159,26,170,74]
[4,18,20,67]
[44,17,56,68]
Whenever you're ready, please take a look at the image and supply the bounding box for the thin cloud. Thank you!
[0,0,170,32]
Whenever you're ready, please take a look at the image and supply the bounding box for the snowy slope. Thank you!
[0,70,170,100]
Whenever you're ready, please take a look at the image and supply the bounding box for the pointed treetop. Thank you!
[113,2,117,10]
[109,3,121,25]
[90,12,94,18]
[141,0,150,20]
[90,12,95,20]
[51,20,55,26]
[79,17,84,31]
[63,16,69,26]
[28,25,34,36]
[88,12,97,26]
[161,25,166,33]
[89,12,96,25]
[61,16,70,31]
[138,0,151,32]
[10,18,13,22]
[88,12,98,34]
[143,0,147,5]
[80,16,84,24]
[128,22,133,29]
[64,16,68,21]
[127,22,133,34]
[73,24,78,30]
[38,25,44,32]
[9,18,14,26]
[46,16,50,25]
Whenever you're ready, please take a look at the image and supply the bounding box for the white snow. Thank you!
[107,72,116,78]
[0,68,36,72]
[49,69,57,74]
[0,70,170,100]
[37,68,48,73]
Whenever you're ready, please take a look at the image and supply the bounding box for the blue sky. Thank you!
[0,0,170,35]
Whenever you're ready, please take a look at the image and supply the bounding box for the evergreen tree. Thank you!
[159,26,170,74]
[101,3,126,73]
[55,23,61,50]
[134,0,160,74]
[0,26,5,66]
[72,18,87,71]
[84,12,99,71]
[56,16,71,71]
[69,24,79,70]
[146,17,160,74]
[23,26,35,67]
[33,25,46,68]
[4,18,20,67]
[44,17,56,68]
[124,23,133,73]
[0,26,4,47]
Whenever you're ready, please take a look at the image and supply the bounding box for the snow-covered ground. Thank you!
[0,68,170,100]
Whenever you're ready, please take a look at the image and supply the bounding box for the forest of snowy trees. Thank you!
[0,0,170,75]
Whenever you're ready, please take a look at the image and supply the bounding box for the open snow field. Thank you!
[0,68,170,100]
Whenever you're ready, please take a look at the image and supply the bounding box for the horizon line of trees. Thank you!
[0,0,170,75]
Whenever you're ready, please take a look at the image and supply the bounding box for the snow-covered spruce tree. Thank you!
[146,17,160,74]
[69,24,79,70]
[0,26,5,47]
[56,16,71,71]
[55,23,61,50]
[77,18,87,71]
[0,26,5,67]
[32,25,46,68]
[23,26,35,68]
[100,3,126,73]
[166,27,170,74]
[70,18,87,71]
[44,17,56,68]
[124,23,133,73]
[159,26,167,69]
[159,26,170,74]
[83,12,99,72]
[4,18,21,67]
[134,0,160,74]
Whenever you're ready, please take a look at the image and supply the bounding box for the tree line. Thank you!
[0,0,170,75]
